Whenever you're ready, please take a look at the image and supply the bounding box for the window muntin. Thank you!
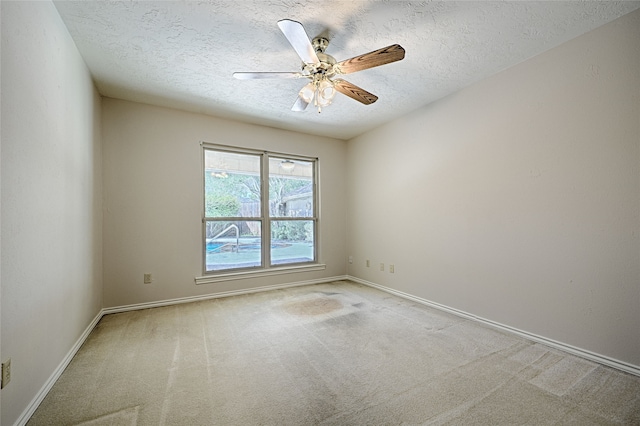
[203,145,317,273]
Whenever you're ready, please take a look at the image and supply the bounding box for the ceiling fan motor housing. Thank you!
[303,37,336,78]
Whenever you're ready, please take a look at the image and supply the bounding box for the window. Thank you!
[202,144,317,274]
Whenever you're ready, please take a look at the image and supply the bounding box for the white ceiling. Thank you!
[53,1,640,140]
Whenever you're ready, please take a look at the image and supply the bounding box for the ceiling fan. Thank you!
[233,19,405,113]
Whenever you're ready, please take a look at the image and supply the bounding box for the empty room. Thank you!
[1,1,639,425]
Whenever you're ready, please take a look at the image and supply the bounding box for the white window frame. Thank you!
[196,142,325,284]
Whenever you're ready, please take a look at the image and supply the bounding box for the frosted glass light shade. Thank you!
[299,83,315,103]
[316,79,336,107]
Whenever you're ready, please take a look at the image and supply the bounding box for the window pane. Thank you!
[270,220,314,265]
[205,220,262,271]
[269,158,313,218]
[205,150,261,218]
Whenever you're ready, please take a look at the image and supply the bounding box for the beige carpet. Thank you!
[28,280,640,425]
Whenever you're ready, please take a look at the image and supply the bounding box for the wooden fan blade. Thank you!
[292,95,310,111]
[277,19,319,64]
[233,72,302,80]
[333,79,378,105]
[336,44,405,74]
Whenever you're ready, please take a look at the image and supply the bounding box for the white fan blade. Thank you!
[277,19,319,64]
[233,72,302,80]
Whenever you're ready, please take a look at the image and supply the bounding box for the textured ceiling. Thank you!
[53,1,640,140]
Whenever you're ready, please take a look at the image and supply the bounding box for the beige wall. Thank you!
[1,2,103,424]
[347,10,640,367]
[101,99,347,308]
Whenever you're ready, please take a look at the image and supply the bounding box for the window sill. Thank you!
[195,263,326,285]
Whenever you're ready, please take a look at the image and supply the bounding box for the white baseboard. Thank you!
[348,275,640,377]
[14,310,104,426]
[103,275,349,315]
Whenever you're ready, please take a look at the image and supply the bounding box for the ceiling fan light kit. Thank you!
[298,79,336,112]
[233,19,405,114]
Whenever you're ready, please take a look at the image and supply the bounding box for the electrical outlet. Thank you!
[144,273,152,284]
[389,264,395,273]
[380,263,384,271]
[366,259,370,267]
[348,256,353,264]
[1,358,11,389]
